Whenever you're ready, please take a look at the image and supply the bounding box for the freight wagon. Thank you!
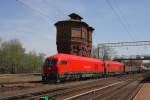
[125,66,141,74]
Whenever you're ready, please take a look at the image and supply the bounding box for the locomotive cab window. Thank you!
[44,58,57,67]
[60,60,67,65]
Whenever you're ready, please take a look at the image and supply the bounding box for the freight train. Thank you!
[42,53,141,82]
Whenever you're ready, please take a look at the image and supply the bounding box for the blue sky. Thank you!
[0,0,150,56]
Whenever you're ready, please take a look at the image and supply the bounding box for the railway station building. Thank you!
[55,13,94,57]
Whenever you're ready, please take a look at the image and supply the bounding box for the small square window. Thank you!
[60,60,67,65]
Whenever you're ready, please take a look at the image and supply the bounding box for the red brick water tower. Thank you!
[55,13,94,57]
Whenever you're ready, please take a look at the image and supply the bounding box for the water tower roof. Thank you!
[68,13,83,20]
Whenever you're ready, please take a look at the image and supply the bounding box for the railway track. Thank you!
[34,79,122,100]
[54,79,142,100]
[63,81,127,100]
[0,72,149,100]
[45,74,148,100]
[0,77,127,100]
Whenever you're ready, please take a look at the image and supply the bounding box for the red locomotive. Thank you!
[104,60,124,75]
[42,53,124,82]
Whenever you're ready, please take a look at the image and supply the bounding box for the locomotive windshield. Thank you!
[44,58,57,67]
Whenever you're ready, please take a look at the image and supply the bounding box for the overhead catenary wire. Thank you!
[105,0,135,41]
[16,0,56,22]
[43,0,67,18]
[112,0,138,40]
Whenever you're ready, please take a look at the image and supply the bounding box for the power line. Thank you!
[105,0,135,41]
[44,0,66,15]
[112,0,138,40]
[16,0,56,22]
[42,0,66,19]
